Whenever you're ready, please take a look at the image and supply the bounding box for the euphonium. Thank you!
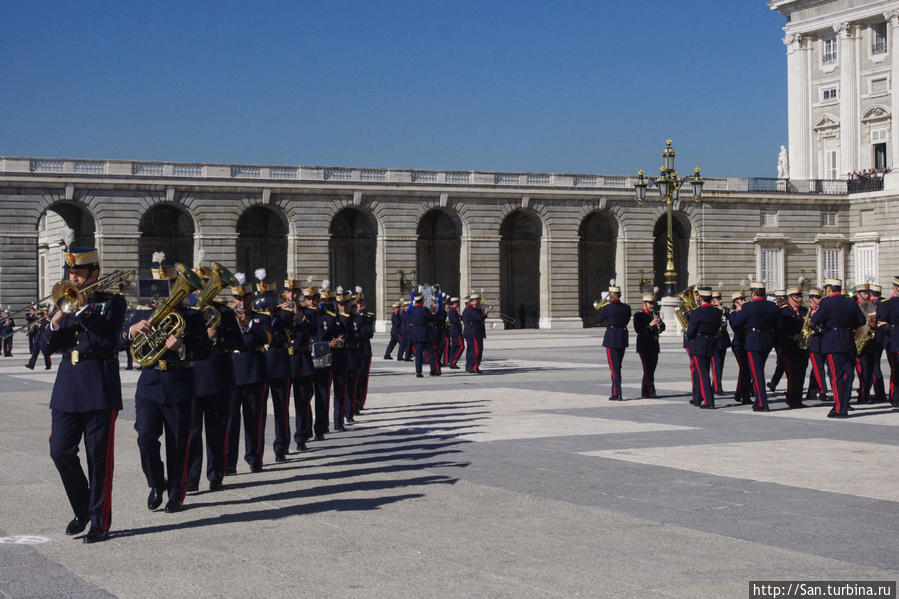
[130,263,205,367]
[194,261,238,328]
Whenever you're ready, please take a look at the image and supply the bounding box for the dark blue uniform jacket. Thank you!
[633,309,664,354]
[686,303,720,357]
[729,298,779,353]
[596,300,630,349]
[462,305,487,339]
[231,310,269,385]
[810,293,865,354]
[193,302,242,398]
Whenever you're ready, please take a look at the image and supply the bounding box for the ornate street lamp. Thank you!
[634,139,703,298]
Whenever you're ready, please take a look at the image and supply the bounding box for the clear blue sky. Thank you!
[0,1,789,178]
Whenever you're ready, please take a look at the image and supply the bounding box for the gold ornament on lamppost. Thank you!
[633,139,704,297]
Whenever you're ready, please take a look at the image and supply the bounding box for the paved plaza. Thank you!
[1,329,897,598]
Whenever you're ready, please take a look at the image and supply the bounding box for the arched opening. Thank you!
[330,208,377,312]
[236,205,288,286]
[653,213,691,294]
[139,204,195,280]
[500,210,541,329]
[416,209,461,296]
[37,203,96,299]
[579,211,618,327]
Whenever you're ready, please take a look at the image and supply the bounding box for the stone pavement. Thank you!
[0,329,897,598]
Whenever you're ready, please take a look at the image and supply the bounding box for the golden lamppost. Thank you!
[633,139,704,297]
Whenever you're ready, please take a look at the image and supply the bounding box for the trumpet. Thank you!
[594,298,610,311]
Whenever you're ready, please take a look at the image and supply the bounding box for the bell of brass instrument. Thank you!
[51,269,135,314]
[194,261,238,328]
[130,263,205,367]
[594,298,610,311]
[673,286,698,331]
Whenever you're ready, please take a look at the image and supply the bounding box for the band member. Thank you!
[728,291,752,404]
[25,305,38,354]
[383,302,401,359]
[353,288,375,413]
[309,282,341,439]
[777,285,808,409]
[1,308,14,356]
[255,269,293,462]
[633,293,664,398]
[399,300,414,361]
[596,283,630,400]
[710,289,731,395]
[855,283,884,404]
[870,284,887,402]
[805,289,829,402]
[289,281,315,450]
[686,286,718,408]
[44,243,125,543]
[226,273,270,474]
[881,276,899,406]
[462,294,488,373]
[446,297,464,369]
[186,261,242,493]
[767,290,788,393]
[408,290,443,378]
[729,281,778,411]
[128,261,211,514]
[810,278,865,418]
[331,287,354,431]
[26,308,53,370]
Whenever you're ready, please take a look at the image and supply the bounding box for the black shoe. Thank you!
[649,393,659,399]
[752,405,770,412]
[251,464,263,473]
[740,398,753,405]
[25,361,35,370]
[345,416,355,424]
[164,498,183,513]
[847,405,855,411]
[225,467,237,476]
[767,382,776,393]
[689,399,700,406]
[449,364,460,369]
[335,424,347,432]
[827,409,849,419]
[383,355,393,360]
[147,488,165,510]
[404,358,413,362]
[296,441,307,451]
[209,479,223,492]
[82,526,108,544]
[474,369,483,374]
[857,398,871,405]
[65,516,88,536]
[185,482,199,493]
[699,404,716,409]
[416,372,424,378]
[314,434,326,441]
[789,402,808,409]
[44,364,51,370]
[275,453,286,463]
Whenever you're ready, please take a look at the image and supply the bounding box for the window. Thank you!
[854,244,877,285]
[822,87,838,101]
[820,247,842,281]
[760,210,778,227]
[825,149,839,179]
[875,143,887,169]
[821,210,837,226]
[873,22,888,55]
[759,247,784,291]
[823,35,838,65]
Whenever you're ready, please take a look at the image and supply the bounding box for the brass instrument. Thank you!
[797,308,814,350]
[51,269,135,314]
[194,261,238,328]
[594,298,610,311]
[130,263,205,367]
[855,303,877,354]
[673,286,698,331]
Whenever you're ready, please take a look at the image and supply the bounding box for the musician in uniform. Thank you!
[288,280,314,450]
[1,308,14,356]
[710,289,731,395]
[331,287,355,431]
[462,293,488,374]
[728,291,752,404]
[26,307,53,370]
[408,290,443,378]
[226,273,270,474]
[881,277,899,406]
[804,289,829,402]
[399,300,413,361]
[446,297,464,370]
[353,288,375,414]
[729,281,778,412]
[870,284,887,403]
[44,244,125,543]
[777,285,809,409]
[633,293,664,398]
[186,261,242,493]
[127,262,211,513]
[383,302,401,360]
[810,278,865,418]
[308,282,341,440]
[854,283,883,404]
[25,305,38,354]
[596,283,630,401]
[685,286,719,408]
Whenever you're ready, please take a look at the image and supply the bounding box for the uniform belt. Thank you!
[749,328,772,333]
[264,343,288,351]
[233,347,264,354]
[607,325,626,329]
[64,350,116,364]
[155,359,193,371]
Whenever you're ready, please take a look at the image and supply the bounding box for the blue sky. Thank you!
[0,1,789,178]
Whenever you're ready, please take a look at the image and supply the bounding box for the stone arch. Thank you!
[330,206,378,312]
[139,203,195,280]
[416,207,462,297]
[652,210,693,295]
[37,201,97,300]
[500,208,543,329]
[578,210,619,327]
[236,204,289,287]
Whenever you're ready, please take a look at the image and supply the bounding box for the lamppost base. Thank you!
[659,296,684,337]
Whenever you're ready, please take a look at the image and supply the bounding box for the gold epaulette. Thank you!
[325,310,337,317]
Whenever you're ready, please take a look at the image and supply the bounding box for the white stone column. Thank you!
[886,11,899,169]
[837,22,859,175]
[786,33,811,179]
[539,235,551,329]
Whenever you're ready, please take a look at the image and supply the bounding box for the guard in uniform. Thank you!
[255,269,293,462]
[383,302,401,359]
[810,278,865,418]
[729,281,778,411]
[25,305,37,354]
[710,289,731,395]
[353,288,375,414]
[728,291,752,404]
[44,244,125,543]
[288,281,315,450]
[331,287,355,431]
[226,273,270,474]
[854,283,883,404]
[777,285,809,409]
[128,262,211,513]
[686,286,719,408]
[309,282,340,439]
[399,300,413,361]
[596,284,630,400]
[882,277,899,406]
[26,308,53,370]
[805,289,829,402]
[462,293,488,374]
[870,284,887,402]
[1,309,14,356]
[408,290,443,378]
[767,290,788,393]
[633,293,664,398]
[186,261,242,493]
[446,297,464,369]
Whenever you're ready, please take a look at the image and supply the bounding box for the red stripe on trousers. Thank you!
[472,339,481,371]
[452,336,464,365]
[747,352,762,407]
[828,354,841,413]
[283,379,291,442]
[606,348,617,396]
[693,356,709,406]
[810,352,825,395]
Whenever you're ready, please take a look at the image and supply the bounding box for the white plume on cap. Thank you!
[152,251,165,265]
[740,277,749,287]
[748,273,754,282]
[717,281,723,290]
[866,274,875,283]
[197,248,206,264]
[609,278,616,286]
[234,272,246,285]
[336,285,344,294]
[355,286,362,293]
[63,227,75,249]
[653,286,659,294]
[601,291,609,299]
[306,275,313,283]
[322,279,330,291]
[254,268,267,282]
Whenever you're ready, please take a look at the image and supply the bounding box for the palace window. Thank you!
[872,22,888,55]
[825,149,839,179]
[854,244,877,285]
[823,35,838,65]
[822,87,838,102]
[821,210,837,227]
[820,247,843,281]
[759,247,784,291]
[761,209,778,227]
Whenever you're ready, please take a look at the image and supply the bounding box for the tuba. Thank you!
[194,261,238,328]
[673,286,698,331]
[130,263,205,367]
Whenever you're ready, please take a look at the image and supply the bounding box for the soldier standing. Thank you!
[289,282,315,451]
[353,288,375,414]
[446,297,464,369]
[408,290,443,378]
[596,283,630,401]
[728,291,752,405]
[633,293,664,398]
[881,277,899,406]
[777,285,809,409]
[870,284,888,402]
[710,289,730,395]
[855,283,882,404]
[805,289,829,402]
[462,294,488,373]
[729,281,779,412]
[1,309,14,356]
[383,302,401,360]
[686,286,719,408]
